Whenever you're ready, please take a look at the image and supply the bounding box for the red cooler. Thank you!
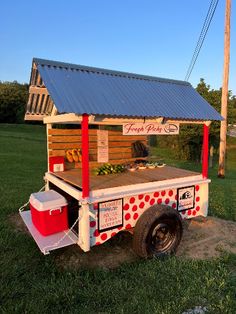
[30,190,68,236]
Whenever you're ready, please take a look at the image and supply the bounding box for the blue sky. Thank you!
[0,0,235,94]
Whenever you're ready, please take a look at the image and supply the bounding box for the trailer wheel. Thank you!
[133,205,183,258]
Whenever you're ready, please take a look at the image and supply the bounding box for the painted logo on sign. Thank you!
[122,122,179,135]
[177,186,195,211]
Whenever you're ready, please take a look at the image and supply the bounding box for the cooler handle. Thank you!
[49,208,62,216]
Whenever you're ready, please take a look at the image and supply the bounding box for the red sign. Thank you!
[122,122,179,135]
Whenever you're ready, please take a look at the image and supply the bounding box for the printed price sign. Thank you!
[97,130,109,162]
[177,186,195,211]
[98,199,123,231]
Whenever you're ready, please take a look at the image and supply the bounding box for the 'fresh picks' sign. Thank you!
[122,122,179,135]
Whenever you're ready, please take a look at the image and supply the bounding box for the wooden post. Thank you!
[209,145,214,168]
[45,123,52,191]
[202,124,209,179]
[218,0,231,178]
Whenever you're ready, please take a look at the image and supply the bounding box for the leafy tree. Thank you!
[0,81,28,123]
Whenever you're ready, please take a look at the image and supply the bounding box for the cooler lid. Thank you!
[30,190,67,211]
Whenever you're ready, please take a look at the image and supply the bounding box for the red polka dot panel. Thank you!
[129,197,135,204]
[133,213,139,220]
[125,224,132,229]
[101,233,107,241]
[157,198,162,204]
[125,213,131,221]
[139,202,145,209]
[150,198,155,206]
[123,203,129,211]
[90,221,96,228]
[94,229,100,237]
[90,186,206,247]
[93,203,98,210]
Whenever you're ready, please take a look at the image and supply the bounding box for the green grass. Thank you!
[0,124,236,313]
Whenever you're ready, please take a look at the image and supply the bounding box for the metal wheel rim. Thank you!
[147,218,177,255]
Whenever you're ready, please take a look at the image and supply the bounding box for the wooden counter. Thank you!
[53,166,199,191]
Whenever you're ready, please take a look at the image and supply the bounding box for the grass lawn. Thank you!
[0,123,236,313]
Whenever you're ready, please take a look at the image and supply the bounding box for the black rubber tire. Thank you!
[133,205,183,258]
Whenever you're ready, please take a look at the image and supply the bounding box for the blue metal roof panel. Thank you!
[34,58,223,121]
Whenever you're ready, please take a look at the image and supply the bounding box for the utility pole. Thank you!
[218,0,231,178]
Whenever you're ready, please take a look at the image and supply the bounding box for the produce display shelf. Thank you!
[53,166,200,191]
[20,210,78,255]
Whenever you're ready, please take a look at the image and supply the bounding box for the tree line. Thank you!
[0,81,28,123]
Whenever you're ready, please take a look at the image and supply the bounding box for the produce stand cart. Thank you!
[22,58,222,256]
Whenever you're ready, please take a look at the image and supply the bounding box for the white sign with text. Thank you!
[98,199,123,231]
[97,130,109,162]
[123,122,179,135]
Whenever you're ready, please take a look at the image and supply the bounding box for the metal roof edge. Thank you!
[33,57,191,86]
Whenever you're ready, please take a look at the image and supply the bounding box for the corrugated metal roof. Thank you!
[32,58,222,121]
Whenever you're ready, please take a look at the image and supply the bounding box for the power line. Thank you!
[185,0,219,81]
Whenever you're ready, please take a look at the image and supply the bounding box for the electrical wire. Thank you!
[185,0,219,81]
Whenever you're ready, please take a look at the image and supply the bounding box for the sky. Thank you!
[0,0,235,94]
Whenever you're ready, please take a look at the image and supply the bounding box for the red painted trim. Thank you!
[202,124,209,179]
[82,114,89,198]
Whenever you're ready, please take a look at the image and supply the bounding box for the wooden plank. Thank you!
[63,158,147,169]
[49,150,65,156]
[109,152,132,159]
[48,128,148,140]
[53,166,199,191]
[48,129,82,135]
[49,141,97,148]
[108,135,147,142]
[48,143,132,154]
[48,135,81,143]
[49,143,82,150]
[109,147,131,153]
[48,129,124,135]
[49,136,146,149]
[48,136,97,143]
[29,86,48,95]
